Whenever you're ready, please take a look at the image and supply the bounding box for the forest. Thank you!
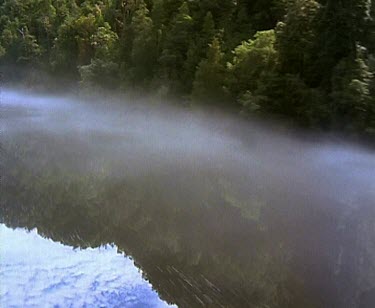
[1,0,375,133]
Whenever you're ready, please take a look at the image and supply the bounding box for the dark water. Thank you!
[1,89,375,307]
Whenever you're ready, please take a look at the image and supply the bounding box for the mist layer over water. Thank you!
[1,89,375,308]
[3,89,374,202]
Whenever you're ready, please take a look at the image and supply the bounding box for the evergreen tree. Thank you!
[181,11,216,92]
[192,37,227,103]
[196,0,235,28]
[201,11,215,46]
[158,1,194,94]
[331,45,374,130]
[366,0,375,53]
[275,0,321,80]
[127,0,157,86]
[312,0,372,87]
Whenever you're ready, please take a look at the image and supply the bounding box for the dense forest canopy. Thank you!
[1,0,374,132]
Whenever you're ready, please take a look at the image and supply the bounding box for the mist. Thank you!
[2,88,375,307]
[3,89,374,206]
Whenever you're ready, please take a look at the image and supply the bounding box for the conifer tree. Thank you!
[128,0,157,86]
[331,45,374,130]
[158,1,194,93]
[192,37,227,102]
[275,0,321,80]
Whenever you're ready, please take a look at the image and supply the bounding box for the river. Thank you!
[1,89,375,307]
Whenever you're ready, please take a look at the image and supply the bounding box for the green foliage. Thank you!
[257,72,330,126]
[228,30,278,99]
[52,9,117,76]
[79,58,119,89]
[275,0,321,78]
[238,90,264,113]
[368,0,375,53]
[1,0,374,132]
[0,26,43,64]
[192,37,228,103]
[127,0,157,87]
[331,46,374,130]
[158,1,194,94]
[91,23,118,60]
[311,0,371,87]
[0,44,5,58]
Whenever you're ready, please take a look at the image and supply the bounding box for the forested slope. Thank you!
[1,0,374,132]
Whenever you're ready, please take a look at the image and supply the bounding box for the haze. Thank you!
[2,88,375,307]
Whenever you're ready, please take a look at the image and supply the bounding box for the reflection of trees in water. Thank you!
[1,135,374,308]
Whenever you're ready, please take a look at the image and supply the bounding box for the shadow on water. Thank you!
[1,89,375,307]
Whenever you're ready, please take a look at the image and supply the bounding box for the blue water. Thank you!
[0,224,175,308]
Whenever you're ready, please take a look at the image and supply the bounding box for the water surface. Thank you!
[0,224,173,308]
[1,89,375,307]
